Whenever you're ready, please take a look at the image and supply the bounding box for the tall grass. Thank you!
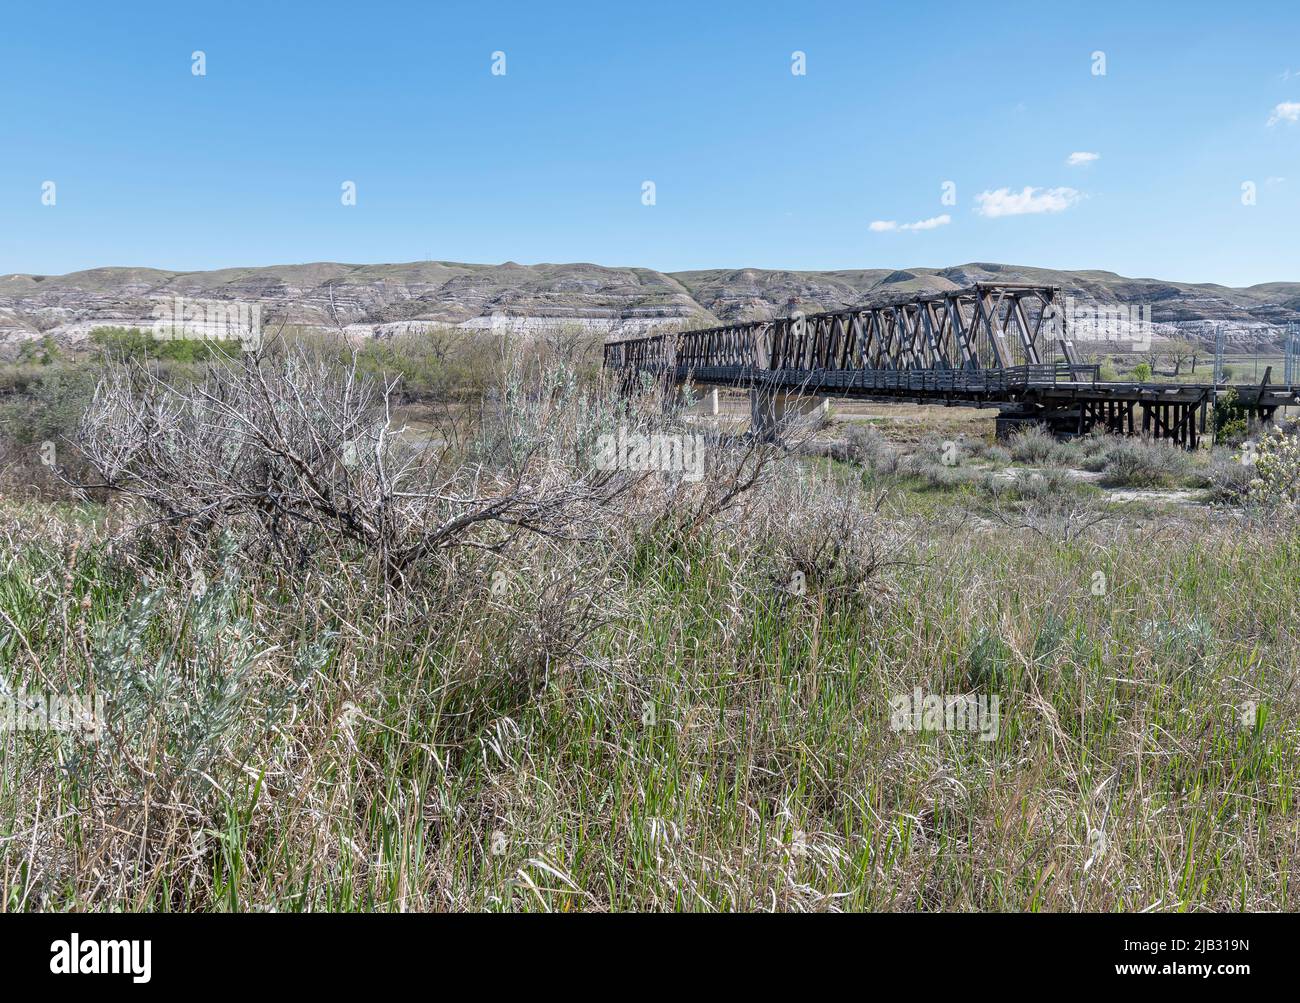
[1,364,1298,912]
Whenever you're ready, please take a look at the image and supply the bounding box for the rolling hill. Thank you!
[2,259,1297,352]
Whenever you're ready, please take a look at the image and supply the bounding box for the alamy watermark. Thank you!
[50,935,151,983]
[594,427,705,482]
[1053,297,1154,352]
[1,688,104,739]
[889,688,999,741]
[151,296,263,351]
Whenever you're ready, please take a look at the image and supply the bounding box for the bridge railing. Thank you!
[600,343,1100,391]
[1023,363,1101,384]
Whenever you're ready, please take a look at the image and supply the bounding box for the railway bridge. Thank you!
[603,283,1299,448]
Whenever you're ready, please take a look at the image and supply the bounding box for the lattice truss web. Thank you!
[606,284,1071,375]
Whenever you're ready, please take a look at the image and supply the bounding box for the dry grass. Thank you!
[1,365,1297,912]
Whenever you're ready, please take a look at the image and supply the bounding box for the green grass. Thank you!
[0,349,1295,913]
[1087,352,1291,386]
[2,472,1296,911]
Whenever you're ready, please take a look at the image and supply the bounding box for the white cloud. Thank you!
[1066,151,1100,166]
[1267,101,1300,126]
[869,213,951,233]
[901,214,951,231]
[974,186,1082,218]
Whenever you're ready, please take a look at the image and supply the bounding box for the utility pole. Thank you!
[1285,321,1297,386]
[1286,323,1292,385]
[1213,323,1226,384]
[1284,323,1297,429]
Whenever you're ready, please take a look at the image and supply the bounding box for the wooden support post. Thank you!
[1151,405,1171,440]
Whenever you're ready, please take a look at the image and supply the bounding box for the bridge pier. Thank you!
[681,386,720,416]
[995,411,1045,442]
[750,388,829,442]
[669,384,723,416]
[996,394,1215,449]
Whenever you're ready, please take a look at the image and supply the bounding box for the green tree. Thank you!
[1213,387,1248,443]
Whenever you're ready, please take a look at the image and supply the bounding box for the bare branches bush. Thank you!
[74,345,644,578]
[747,469,903,608]
[978,471,1109,544]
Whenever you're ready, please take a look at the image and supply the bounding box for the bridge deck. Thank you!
[671,364,1300,410]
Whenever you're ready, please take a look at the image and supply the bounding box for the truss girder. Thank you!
[606,283,1066,378]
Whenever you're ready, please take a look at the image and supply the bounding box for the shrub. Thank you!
[1008,425,1068,466]
[1131,362,1152,382]
[74,346,642,578]
[900,454,984,490]
[355,327,501,400]
[73,342,782,578]
[761,472,898,607]
[1248,427,1300,508]
[90,326,243,364]
[1202,447,1256,503]
[1074,431,1117,472]
[1097,437,1195,488]
[15,335,62,366]
[983,445,1012,467]
[840,423,900,473]
[1001,467,1076,500]
[978,469,1107,542]
[918,433,976,467]
[0,363,99,448]
[1214,388,1248,444]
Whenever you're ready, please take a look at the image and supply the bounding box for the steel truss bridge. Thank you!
[603,283,1300,448]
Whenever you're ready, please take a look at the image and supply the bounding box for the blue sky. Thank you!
[2,0,1298,285]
